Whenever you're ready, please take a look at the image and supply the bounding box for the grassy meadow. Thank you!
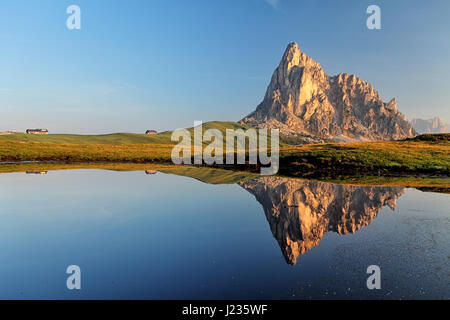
[0,121,250,145]
[279,134,450,176]
[0,122,449,182]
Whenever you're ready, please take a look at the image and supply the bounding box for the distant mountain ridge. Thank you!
[411,117,449,134]
[241,42,416,142]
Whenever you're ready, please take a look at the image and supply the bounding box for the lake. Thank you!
[0,168,448,299]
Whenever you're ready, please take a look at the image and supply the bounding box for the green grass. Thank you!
[0,121,251,145]
[0,132,168,144]
[0,121,267,162]
[0,141,175,162]
[279,134,450,176]
[301,175,450,192]
[0,123,449,178]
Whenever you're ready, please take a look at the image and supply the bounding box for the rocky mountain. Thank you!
[240,177,405,265]
[241,42,416,142]
[411,117,449,134]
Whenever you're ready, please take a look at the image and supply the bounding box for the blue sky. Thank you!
[0,0,449,133]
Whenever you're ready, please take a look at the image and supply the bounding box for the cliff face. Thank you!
[411,117,450,134]
[239,177,405,265]
[241,42,416,141]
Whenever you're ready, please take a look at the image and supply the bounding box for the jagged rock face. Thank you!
[241,42,416,141]
[239,177,405,265]
[411,117,450,134]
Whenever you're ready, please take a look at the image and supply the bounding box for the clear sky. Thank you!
[0,0,449,134]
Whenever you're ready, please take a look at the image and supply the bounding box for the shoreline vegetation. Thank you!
[0,162,448,193]
[1,122,448,189]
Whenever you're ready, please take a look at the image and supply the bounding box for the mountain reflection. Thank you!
[239,177,405,265]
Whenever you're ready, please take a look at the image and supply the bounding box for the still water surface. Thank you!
[0,169,448,299]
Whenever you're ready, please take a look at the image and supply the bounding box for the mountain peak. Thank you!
[283,42,300,57]
[286,41,299,51]
[280,42,320,70]
[411,117,449,134]
[241,42,416,141]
